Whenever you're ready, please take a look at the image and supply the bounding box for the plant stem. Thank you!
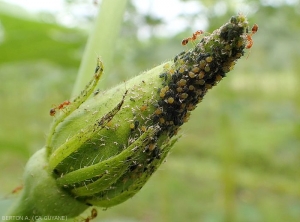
[71,0,128,97]
[5,148,88,222]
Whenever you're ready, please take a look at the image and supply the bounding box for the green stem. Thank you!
[4,194,35,222]
[71,0,128,97]
[5,148,88,222]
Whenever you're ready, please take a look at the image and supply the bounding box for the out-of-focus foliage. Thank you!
[0,13,85,67]
[0,0,299,221]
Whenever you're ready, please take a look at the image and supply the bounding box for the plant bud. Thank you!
[46,14,251,208]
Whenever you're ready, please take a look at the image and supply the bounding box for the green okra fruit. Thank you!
[7,14,256,219]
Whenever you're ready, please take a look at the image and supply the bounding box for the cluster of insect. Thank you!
[181,23,258,49]
[49,24,258,117]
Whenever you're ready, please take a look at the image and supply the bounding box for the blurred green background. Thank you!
[0,0,299,221]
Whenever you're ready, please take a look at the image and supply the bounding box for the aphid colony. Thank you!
[152,16,251,138]
[126,16,255,168]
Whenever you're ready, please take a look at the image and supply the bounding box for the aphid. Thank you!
[205,56,213,63]
[204,65,210,72]
[159,72,168,81]
[148,143,156,151]
[199,60,206,69]
[50,100,71,116]
[140,104,148,112]
[141,125,147,132]
[230,16,237,24]
[188,72,196,78]
[176,87,183,93]
[205,84,212,89]
[192,67,200,73]
[93,89,100,96]
[195,79,205,85]
[152,147,161,159]
[188,85,195,91]
[181,30,204,46]
[163,63,170,69]
[167,97,175,104]
[198,71,205,79]
[154,108,163,115]
[134,120,139,129]
[246,24,258,49]
[174,51,185,62]
[180,93,188,100]
[216,74,223,82]
[159,117,165,124]
[168,68,175,75]
[94,65,100,73]
[178,79,187,87]
[178,67,185,74]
